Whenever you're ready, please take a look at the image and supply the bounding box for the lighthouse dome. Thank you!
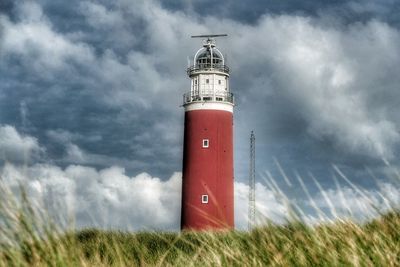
[194,47,224,67]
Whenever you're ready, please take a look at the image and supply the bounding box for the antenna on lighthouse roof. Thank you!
[191,34,228,38]
[191,34,227,46]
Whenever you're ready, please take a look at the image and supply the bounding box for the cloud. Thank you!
[0,164,285,230]
[0,160,286,230]
[225,16,400,160]
[0,1,187,176]
[0,125,42,163]
[1,3,94,73]
[160,0,400,24]
[63,142,147,168]
[79,2,124,28]
[1,162,182,230]
[2,159,398,230]
[235,181,288,228]
[310,180,400,223]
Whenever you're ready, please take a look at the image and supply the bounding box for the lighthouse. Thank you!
[181,35,234,230]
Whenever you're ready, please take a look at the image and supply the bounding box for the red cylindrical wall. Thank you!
[181,108,234,230]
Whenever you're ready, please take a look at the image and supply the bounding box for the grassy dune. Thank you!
[1,168,399,267]
[0,206,399,266]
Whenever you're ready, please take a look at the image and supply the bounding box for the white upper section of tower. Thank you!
[183,36,234,108]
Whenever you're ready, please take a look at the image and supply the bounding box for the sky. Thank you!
[0,0,400,230]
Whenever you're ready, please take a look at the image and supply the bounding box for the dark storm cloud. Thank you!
[211,15,400,194]
[161,0,342,22]
[0,1,189,177]
[0,0,14,15]
[161,0,400,27]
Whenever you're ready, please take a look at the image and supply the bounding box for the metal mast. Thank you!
[248,131,256,230]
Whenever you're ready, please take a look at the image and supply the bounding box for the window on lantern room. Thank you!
[206,79,209,84]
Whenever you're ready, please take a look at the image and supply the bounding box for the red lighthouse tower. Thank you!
[181,35,234,230]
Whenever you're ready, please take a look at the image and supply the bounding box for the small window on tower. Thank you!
[206,79,209,84]
[202,139,209,148]
[218,80,221,85]
[201,195,209,204]
[195,80,197,85]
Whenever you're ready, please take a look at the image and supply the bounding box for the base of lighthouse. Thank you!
[181,103,234,230]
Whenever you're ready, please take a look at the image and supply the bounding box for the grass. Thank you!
[0,199,399,266]
[72,213,400,266]
[0,168,399,266]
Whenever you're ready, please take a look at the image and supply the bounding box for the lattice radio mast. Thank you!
[248,131,256,230]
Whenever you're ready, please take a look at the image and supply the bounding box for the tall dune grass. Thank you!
[0,166,399,266]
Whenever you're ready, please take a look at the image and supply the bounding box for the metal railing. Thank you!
[183,91,234,105]
[187,64,230,76]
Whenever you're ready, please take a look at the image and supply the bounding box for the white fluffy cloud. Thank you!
[0,161,286,230]
[2,159,399,230]
[235,181,289,227]
[310,180,400,223]
[0,125,42,163]
[1,162,182,230]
